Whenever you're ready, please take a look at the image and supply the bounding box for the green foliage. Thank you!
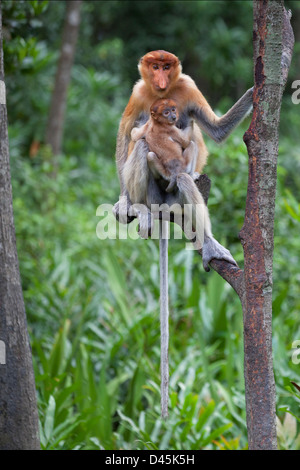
[11,128,300,449]
[3,0,300,450]
[2,0,49,73]
[11,137,250,449]
[72,0,253,102]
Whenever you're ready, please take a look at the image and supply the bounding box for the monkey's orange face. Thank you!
[148,63,173,93]
[139,51,181,96]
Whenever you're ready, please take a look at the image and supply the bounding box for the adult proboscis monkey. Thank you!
[114,50,253,269]
[113,50,253,417]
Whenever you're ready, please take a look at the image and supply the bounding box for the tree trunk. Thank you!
[209,0,294,450]
[0,2,40,450]
[240,0,294,450]
[45,0,82,155]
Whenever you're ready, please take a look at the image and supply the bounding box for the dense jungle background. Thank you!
[2,0,300,449]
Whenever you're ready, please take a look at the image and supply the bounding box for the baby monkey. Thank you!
[131,99,197,193]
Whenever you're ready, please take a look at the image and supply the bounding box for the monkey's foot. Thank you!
[130,207,154,239]
[202,236,237,272]
[138,211,154,239]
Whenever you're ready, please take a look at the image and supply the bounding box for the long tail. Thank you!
[159,218,169,419]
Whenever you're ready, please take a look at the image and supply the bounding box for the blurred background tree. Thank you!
[45,0,82,156]
[1,0,300,450]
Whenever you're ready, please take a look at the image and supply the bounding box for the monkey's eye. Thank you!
[153,64,159,70]
[163,64,170,70]
[163,111,170,116]
[171,108,176,112]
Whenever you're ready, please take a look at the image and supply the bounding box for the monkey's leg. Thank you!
[147,152,179,194]
[123,140,149,204]
[201,236,237,272]
[122,139,154,237]
[195,202,237,272]
[183,140,197,175]
[147,152,166,179]
[176,173,237,271]
[198,202,237,272]
[152,141,199,194]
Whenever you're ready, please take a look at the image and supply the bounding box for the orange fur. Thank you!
[114,50,250,271]
[131,98,194,183]
[117,50,253,179]
[118,50,210,173]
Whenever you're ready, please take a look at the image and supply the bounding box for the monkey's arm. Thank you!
[114,102,139,222]
[131,122,149,141]
[115,87,146,190]
[115,124,130,196]
[187,85,253,143]
[171,123,194,149]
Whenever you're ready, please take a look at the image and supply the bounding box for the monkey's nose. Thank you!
[157,85,167,91]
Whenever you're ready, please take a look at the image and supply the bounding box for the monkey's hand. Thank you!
[113,196,135,224]
[131,126,146,142]
[202,236,238,272]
